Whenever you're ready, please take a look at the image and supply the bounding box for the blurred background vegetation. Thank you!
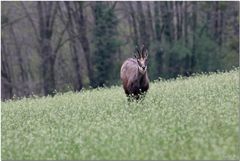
[1,1,239,100]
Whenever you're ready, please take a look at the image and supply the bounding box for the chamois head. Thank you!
[134,45,148,74]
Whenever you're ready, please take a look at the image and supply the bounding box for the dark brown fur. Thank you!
[120,46,149,100]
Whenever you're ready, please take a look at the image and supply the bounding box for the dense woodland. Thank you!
[1,1,239,100]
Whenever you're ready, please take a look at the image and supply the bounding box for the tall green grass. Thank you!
[2,69,239,160]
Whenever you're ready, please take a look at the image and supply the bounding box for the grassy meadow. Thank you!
[1,69,239,160]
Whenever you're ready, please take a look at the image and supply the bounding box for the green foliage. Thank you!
[2,69,239,160]
[168,40,192,77]
[194,31,219,72]
[172,41,191,59]
[92,2,120,87]
[148,41,165,80]
[194,28,239,73]
[154,39,192,78]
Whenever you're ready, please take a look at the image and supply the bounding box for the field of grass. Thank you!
[1,69,239,160]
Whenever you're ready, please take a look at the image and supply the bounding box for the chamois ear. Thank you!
[134,53,137,58]
[145,49,148,59]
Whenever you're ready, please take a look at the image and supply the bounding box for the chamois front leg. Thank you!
[127,82,141,101]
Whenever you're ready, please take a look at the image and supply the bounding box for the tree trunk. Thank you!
[37,2,57,96]
[177,2,183,40]
[154,1,161,42]
[69,40,83,91]
[146,2,155,40]
[154,2,164,76]
[129,2,139,45]
[9,25,29,96]
[163,2,174,43]
[156,48,164,77]
[214,2,219,43]
[173,1,178,41]
[184,1,189,45]
[64,2,83,91]
[41,52,56,95]
[217,2,223,46]
[137,1,149,47]
[191,2,197,72]
[1,39,13,100]
[74,2,93,86]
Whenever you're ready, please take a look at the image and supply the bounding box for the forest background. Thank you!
[1,1,239,100]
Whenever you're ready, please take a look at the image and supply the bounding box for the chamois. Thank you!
[120,45,149,100]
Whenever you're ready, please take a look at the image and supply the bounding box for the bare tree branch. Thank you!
[20,2,40,42]
[49,2,58,31]
[2,16,27,29]
[54,20,70,54]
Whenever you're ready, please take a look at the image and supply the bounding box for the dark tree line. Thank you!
[1,1,239,100]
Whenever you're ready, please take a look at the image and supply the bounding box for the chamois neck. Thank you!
[138,69,147,76]
[137,70,147,81]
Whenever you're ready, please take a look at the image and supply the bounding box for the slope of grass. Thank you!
[1,69,239,160]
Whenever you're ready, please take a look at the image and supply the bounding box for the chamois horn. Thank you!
[134,45,141,58]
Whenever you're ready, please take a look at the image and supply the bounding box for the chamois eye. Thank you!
[137,59,141,65]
